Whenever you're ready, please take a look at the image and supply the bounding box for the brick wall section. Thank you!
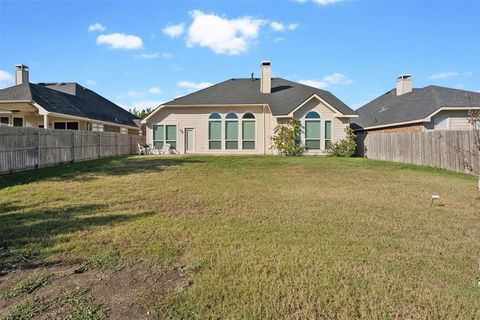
[367,123,425,134]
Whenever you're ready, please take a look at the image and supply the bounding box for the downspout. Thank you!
[263,104,266,155]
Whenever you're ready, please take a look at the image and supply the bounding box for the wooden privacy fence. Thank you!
[0,126,145,174]
[356,130,480,175]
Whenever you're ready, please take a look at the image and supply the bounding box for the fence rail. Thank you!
[0,126,145,174]
[356,130,480,175]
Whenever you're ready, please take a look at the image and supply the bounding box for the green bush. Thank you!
[271,120,305,156]
[327,127,357,157]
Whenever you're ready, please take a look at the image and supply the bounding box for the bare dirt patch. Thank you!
[0,262,189,319]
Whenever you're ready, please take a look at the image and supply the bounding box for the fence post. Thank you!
[98,132,101,159]
[130,135,133,155]
[116,133,119,156]
[36,129,40,168]
[71,131,75,163]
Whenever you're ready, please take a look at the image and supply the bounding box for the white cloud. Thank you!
[148,87,162,94]
[270,21,285,31]
[126,90,145,98]
[88,23,106,32]
[299,72,352,89]
[85,80,97,85]
[186,10,265,55]
[135,53,160,59]
[96,33,143,50]
[178,80,213,91]
[295,0,343,4]
[428,72,459,80]
[162,52,173,58]
[162,23,185,38]
[288,23,299,30]
[299,80,328,89]
[270,21,299,32]
[0,70,14,88]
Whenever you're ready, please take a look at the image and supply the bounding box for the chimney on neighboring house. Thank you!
[260,61,271,93]
[396,74,412,96]
[15,64,29,85]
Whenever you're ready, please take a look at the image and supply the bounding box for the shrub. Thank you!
[271,120,305,156]
[327,127,357,157]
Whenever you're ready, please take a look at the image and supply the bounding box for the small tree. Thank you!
[327,127,357,157]
[129,107,153,119]
[271,120,305,156]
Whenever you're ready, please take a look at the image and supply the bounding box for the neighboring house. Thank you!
[353,75,480,133]
[142,61,357,155]
[0,65,140,134]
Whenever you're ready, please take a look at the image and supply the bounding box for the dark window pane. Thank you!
[305,111,320,119]
[325,140,332,149]
[242,112,255,119]
[167,141,176,149]
[67,122,78,130]
[166,125,177,141]
[305,121,320,139]
[242,141,255,149]
[305,140,320,149]
[153,125,164,141]
[0,117,8,125]
[226,141,238,149]
[54,122,66,129]
[209,121,221,140]
[13,117,23,127]
[209,141,221,149]
[209,113,221,120]
[325,121,332,140]
[242,121,255,140]
[225,121,238,140]
[226,112,238,119]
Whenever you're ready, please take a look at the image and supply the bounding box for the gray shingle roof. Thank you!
[353,85,480,129]
[163,78,356,116]
[0,82,139,127]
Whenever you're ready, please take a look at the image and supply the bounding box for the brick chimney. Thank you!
[15,64,29,85]
[396,74,412,96]
[260,61,271,94]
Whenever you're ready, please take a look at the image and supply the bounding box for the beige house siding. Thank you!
[146,105,273,154]
[146,98,350,155]
[428,110,472,130]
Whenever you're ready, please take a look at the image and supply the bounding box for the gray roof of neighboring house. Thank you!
[163,78,356,116]
[0,82,139,127]
[353,85,480,129]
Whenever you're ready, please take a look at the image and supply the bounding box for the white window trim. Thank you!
[225,112,239,150]
[153,123,178,149]
[208,113,222,150]
[241,112,256,150]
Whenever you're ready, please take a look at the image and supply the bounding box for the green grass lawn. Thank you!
[1,156,479,319]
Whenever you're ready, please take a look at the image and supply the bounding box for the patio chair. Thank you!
[137,144,147,155]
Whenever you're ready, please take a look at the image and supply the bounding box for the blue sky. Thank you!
[0,0,479,111]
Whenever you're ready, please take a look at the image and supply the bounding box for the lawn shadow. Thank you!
[0,156,205,189]
[0,200,158,271]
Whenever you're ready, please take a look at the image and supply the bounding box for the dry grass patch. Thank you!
[0,155,479,319]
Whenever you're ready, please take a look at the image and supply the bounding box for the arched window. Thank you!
[304,111,321,149]
[242,113,255,149]
[225,113,238,149]
[208,113,222,149]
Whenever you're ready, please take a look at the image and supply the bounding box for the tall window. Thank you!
[225,113,238,149]
[242,113,255,150]
[209,113,222,149]
[304,111,321,149]
[0,117,9,126]
[324,120,332,149]
[13,117,23,127]
[153,124,177,149]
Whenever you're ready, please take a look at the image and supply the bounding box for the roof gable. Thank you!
[354,85,480,129]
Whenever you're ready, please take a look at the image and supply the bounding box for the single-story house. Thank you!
[142,61,357,155]
[0,65,140,134]
[352,74,480,133]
